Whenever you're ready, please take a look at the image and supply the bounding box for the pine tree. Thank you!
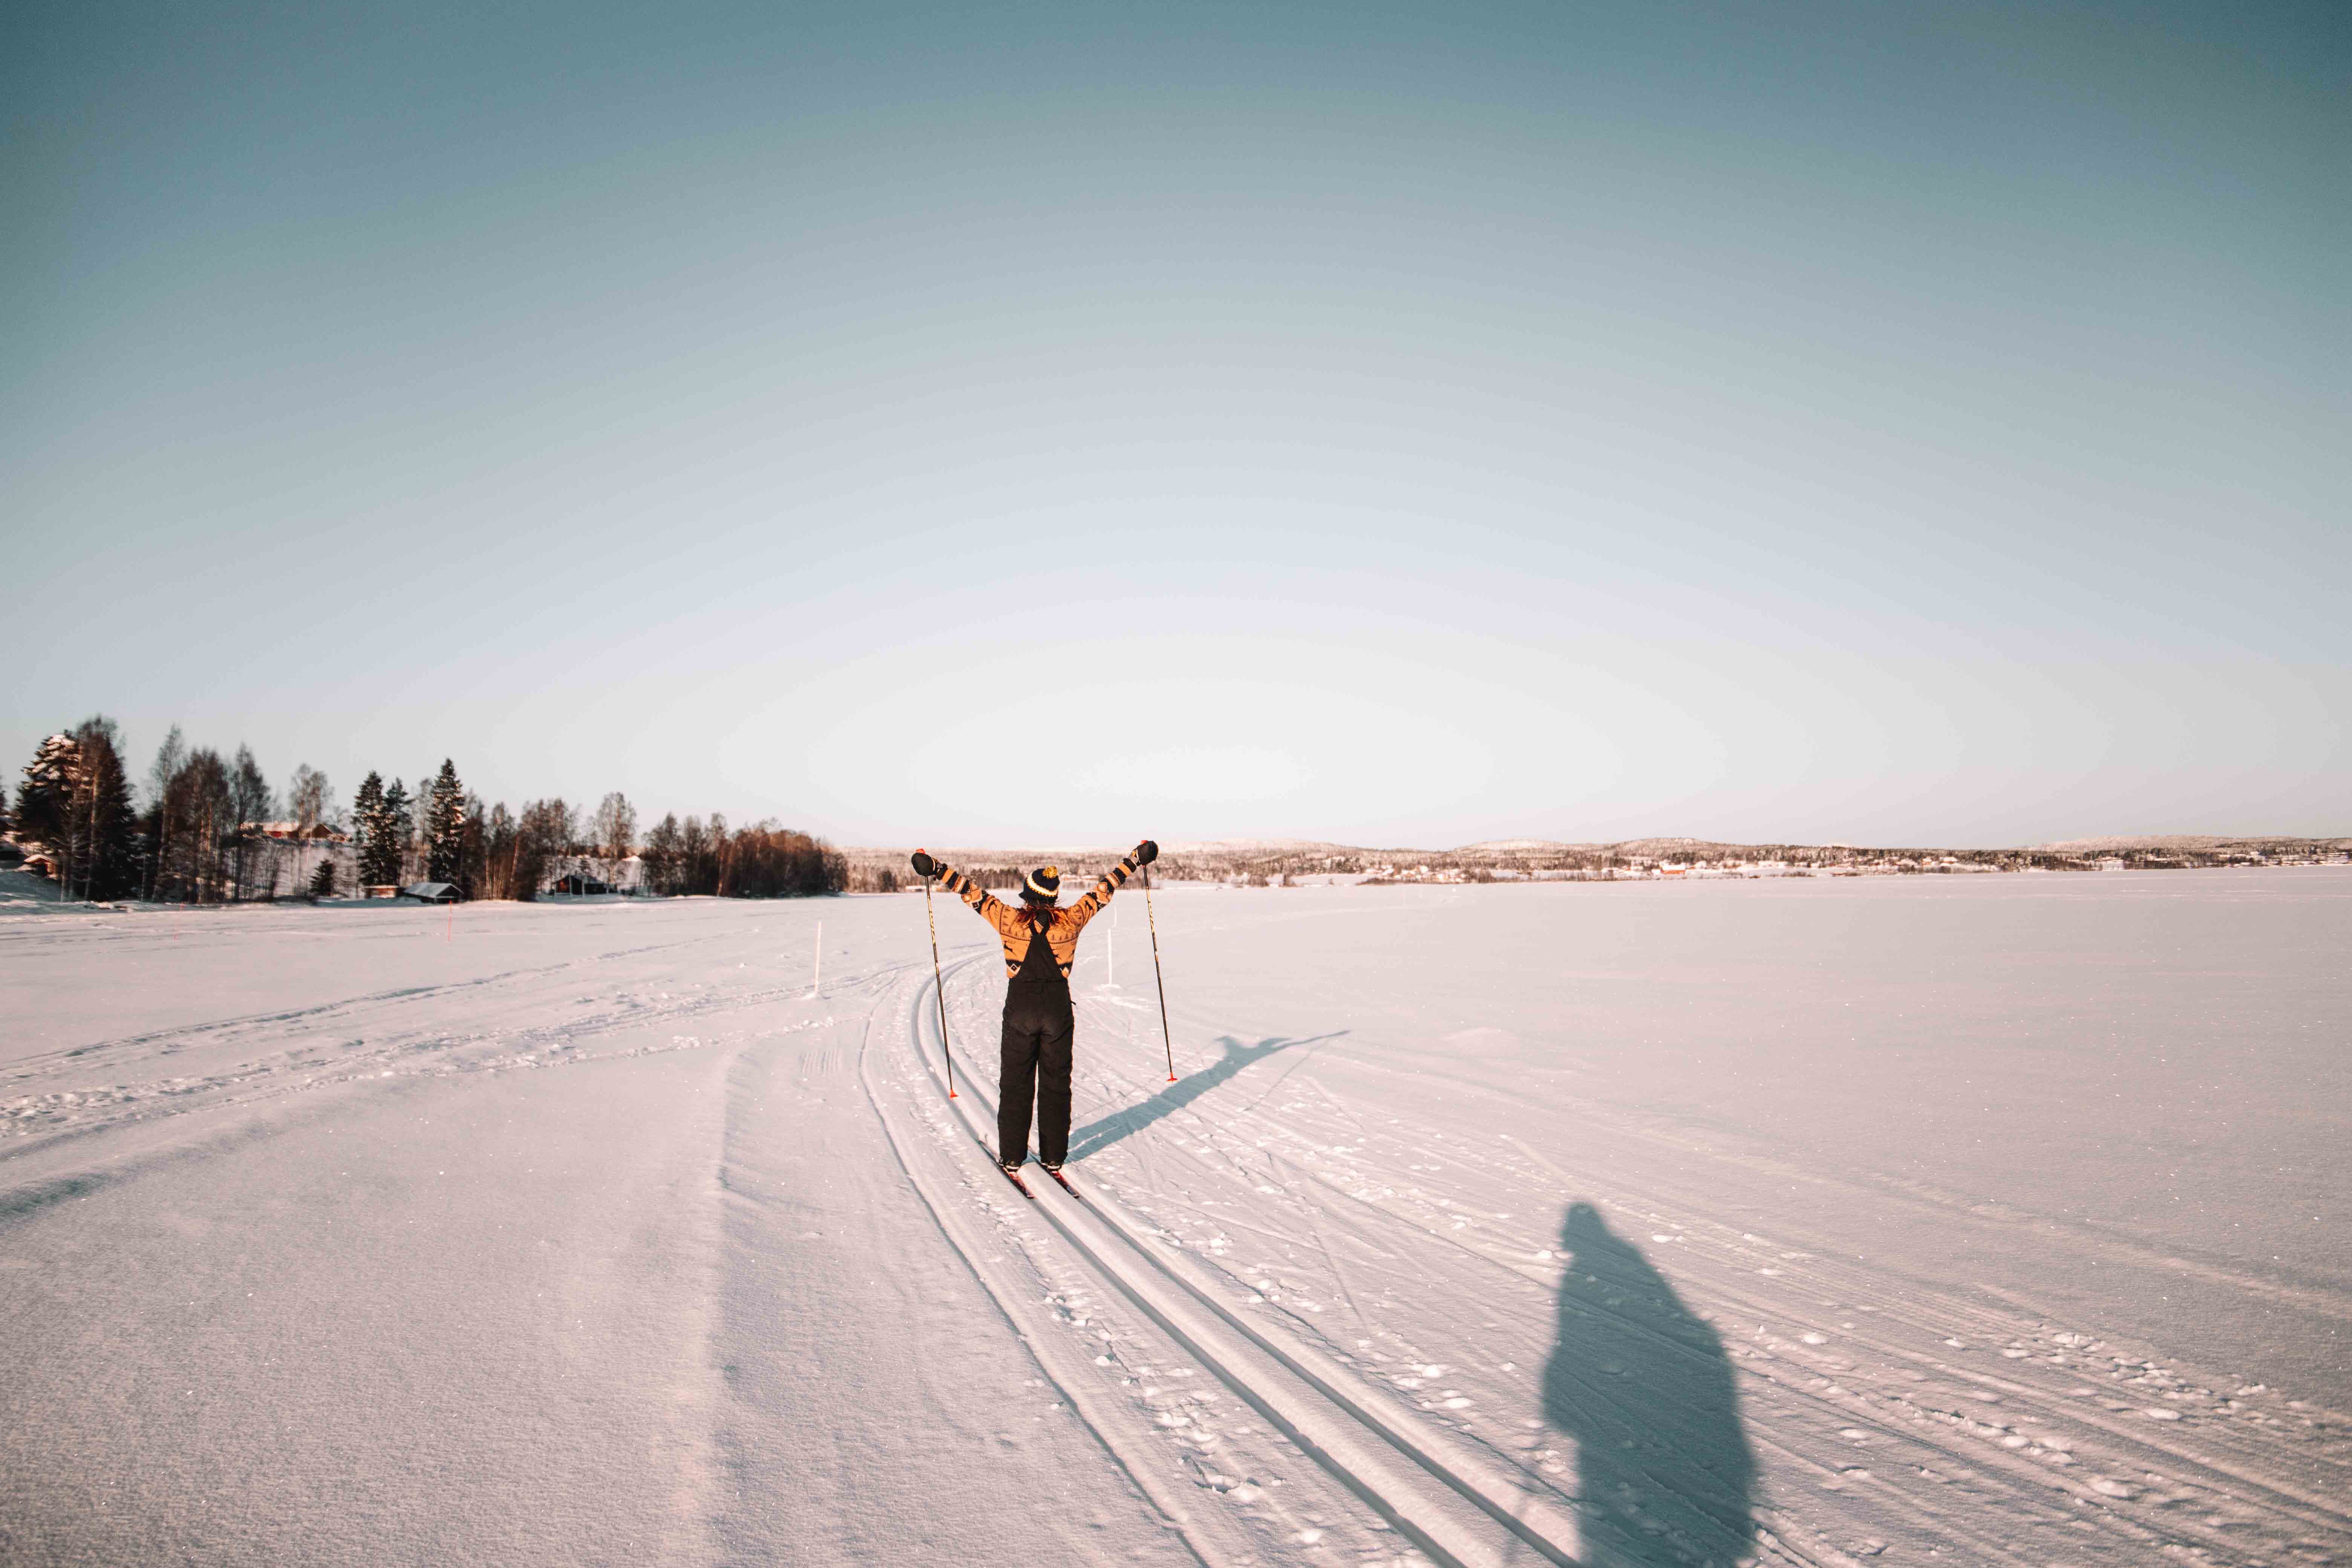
[353,772,395,889]
[308,857,338,899]
[7,722,138,901]
[458,792,487,898]
[381,780,412,886]
[425,760,464,884]
[15,734,78,891]
[71,718,138,900]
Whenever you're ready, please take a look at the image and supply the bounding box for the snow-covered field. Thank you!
[3,871,2347,1566]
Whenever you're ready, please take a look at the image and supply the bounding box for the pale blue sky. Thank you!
[5,2,2344,846]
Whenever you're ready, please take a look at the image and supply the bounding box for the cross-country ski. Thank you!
[995,1158,1036,1200]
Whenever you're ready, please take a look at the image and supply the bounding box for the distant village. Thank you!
[1326,838,2352,884]
[840,835,2352,893]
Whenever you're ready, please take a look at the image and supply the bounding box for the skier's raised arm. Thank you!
[1062,840,1156,936]
[911,849,1021,942]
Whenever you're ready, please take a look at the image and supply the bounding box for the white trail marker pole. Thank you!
[812,920,822,997]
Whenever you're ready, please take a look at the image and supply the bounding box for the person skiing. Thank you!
[911,841,1157,1176]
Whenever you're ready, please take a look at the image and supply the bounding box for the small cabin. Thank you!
[400,881,459,903]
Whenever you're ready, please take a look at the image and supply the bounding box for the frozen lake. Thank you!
[3,870,2346,1565]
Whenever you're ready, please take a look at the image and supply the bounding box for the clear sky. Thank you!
[6,2,2345,848]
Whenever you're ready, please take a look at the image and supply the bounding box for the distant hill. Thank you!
[2038,834,2352,854]
[1160,839,1369,858]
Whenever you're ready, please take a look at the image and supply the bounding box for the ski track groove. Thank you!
[1046,959,2350,1567]
[861,955,1422,1566]
[910,957,1591,1568]
[848,1000,1224,1568]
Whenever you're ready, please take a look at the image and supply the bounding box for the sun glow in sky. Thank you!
[5,2,2344,845]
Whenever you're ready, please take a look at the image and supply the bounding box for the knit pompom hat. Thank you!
[1022,865,1061,903]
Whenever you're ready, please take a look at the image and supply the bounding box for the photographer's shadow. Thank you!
[1543,1202,1756,1566]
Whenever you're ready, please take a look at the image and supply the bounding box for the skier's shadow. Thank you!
[1543,1202,1756,1567]
[1067,1032,1344,1161]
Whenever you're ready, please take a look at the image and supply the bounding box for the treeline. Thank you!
[5,715,844,903]
[348,771,642,903]
[639,816,845,898]
[5,720,140,901]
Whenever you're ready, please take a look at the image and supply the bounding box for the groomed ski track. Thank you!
[864,951,1590,1568]
[860,905,2352,1568]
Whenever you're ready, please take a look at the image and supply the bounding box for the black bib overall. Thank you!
[1000,919,1074,1166]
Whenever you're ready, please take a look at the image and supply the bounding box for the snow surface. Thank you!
[3,871,2347,1565]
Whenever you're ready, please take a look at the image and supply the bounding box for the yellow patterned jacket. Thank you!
[936,856,1139,979]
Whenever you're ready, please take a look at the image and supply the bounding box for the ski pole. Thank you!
[922,874,957,1098]
[1142,862,1176,1082]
